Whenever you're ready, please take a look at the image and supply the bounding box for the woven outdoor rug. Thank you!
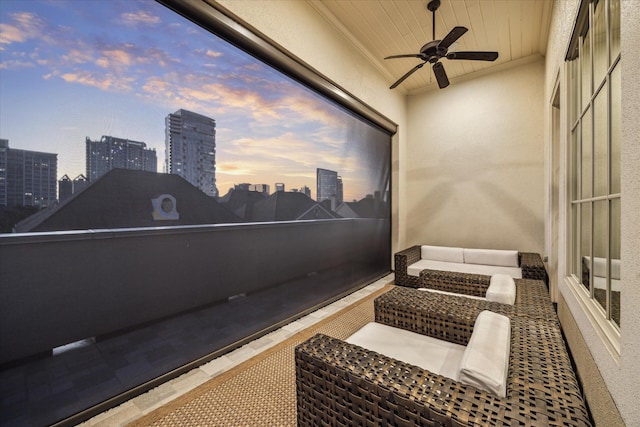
[128,283,393,427]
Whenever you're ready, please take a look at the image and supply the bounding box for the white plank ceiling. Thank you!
[309,0,553,93]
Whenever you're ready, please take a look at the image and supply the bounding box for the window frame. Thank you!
[565,0,621,356]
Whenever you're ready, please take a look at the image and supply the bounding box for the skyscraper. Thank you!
[0,139,57,208]
[316,168,343,208]
[85,136,157,182]
[165,109,218,197]
[58,174,89,201]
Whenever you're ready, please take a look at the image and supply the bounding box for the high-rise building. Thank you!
[275,183,285,192]
[58,175,73,202]
[59,174,89,201]
[316,168,343,208]
[0,139,57,208]
[248,183,270,195]
[299,185,311,198]
[85,135,156,182]
[0,139,7,207]
[165,109,218,197]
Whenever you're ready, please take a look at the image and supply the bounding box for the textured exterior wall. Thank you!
[619,0,640,423]
[405,58,545,254]
[546,0,640,425]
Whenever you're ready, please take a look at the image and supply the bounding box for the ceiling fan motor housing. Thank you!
[420,40,446,63]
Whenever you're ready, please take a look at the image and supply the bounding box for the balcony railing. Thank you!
[0,218,390,365]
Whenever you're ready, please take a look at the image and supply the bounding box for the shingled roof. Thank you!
[335,196,388,218]
[14,169,241,232]
[246,191,340,222]
[218,188,267,220]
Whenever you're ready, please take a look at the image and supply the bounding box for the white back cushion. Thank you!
[464,248,519,267]
[458,310,511,397]
[590,257,622,280]
[485,274,517,305]
[421,245,464,263]
[612,258,621,280]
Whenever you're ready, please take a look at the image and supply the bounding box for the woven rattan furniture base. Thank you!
[413,275,556,320]
[296,289,591,427]
[394,245,548,288]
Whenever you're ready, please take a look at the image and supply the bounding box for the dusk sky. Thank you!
[0,0,389,202]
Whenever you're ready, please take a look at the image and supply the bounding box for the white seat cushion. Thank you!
[407,259,522,278]
[421,245,464,263]
[464,248,519,267]
[458,310,511,397]
[593,276,621,292]
[485,274,517,305]
[346,322,465,381]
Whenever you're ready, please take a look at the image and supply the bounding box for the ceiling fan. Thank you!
[385,0,499,89]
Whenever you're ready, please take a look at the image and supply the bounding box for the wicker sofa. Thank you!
[395,245,548,288]
[416,270,556,318]
[295,287,591,427]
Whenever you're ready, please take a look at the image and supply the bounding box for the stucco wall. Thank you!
[404,58,545,254]
[546,0,640,425]
[618,0,640,423]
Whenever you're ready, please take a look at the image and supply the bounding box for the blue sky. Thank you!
[0,0,389,201]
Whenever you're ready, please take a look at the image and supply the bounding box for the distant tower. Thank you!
[1,139,57,208]
[165,109,218,197]
[59,175,73,201]
[60,174,89,201]
[73,174,89,194]
[248,183,270,195]
[316,168,343,208]
[85,135,156,182]
[275,183,285,192]
[299,185,311,198]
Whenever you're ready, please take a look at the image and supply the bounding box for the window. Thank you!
[567,0,621,333]
[0,0,394,231]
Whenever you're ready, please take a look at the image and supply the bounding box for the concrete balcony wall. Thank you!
[0,218,390,365]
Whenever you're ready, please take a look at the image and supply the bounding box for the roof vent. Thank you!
[151,194,179,220]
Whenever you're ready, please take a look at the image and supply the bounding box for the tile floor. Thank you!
[0,268,391,427]
[79,274,392,426]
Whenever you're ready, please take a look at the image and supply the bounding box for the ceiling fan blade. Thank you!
[438,26,468,50]
[390,62,426,89]
[447,51,499,61]
[432,61,449,89]
[385,54,422,60]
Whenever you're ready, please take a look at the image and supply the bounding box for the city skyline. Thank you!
[0,0,389,203]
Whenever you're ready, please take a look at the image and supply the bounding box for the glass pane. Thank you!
[611,63,621,193]
[572,203,580,277]
[593,0,608,84]
[611,198,621,327]
[581,32,592,108]
[580,203,592,292]
[593,200,608,313]
[569,59,581,125]
[593,85,608,197]
[581,109,592,199]
[610,0,621,58]
[571,128,580,200]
